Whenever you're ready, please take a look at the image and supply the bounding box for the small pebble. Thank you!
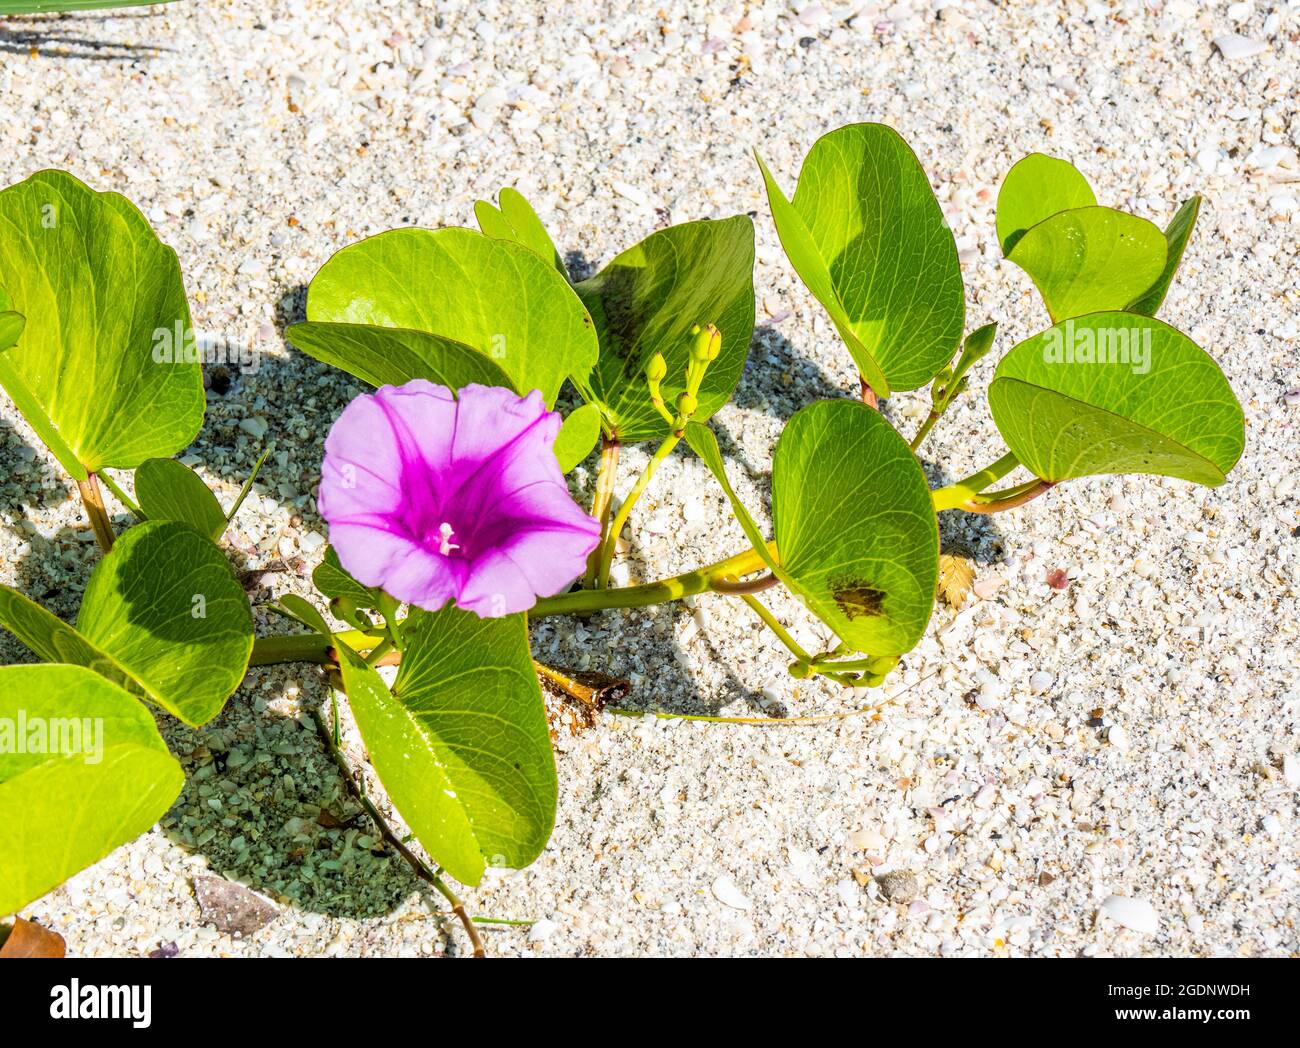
[1212,34,1266,61]
[193,876,278,937]
[238,416,269,440]
[1099,895,1159,935]
[1284,754,1300,789]
[875,870,918,904]
[711,875,753,911]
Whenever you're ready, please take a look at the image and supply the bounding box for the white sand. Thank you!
[0,0,1296,957]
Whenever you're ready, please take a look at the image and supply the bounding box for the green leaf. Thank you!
[757,124,965,396]
[0,1,176,12]
[275,594,331,637]
[1006,206,1167,323]
[474,188,567,278]
[988,312,1244,486]
[286,321,514,393]
[312,545,381,609]
[0,664,183,918]
[554,402,603,473]
[770,399,939,655]
[0,170,203,477]
[346,604,557,886]
[135,458,227,541]
[305,227,597,408]
[575,217,754,443]
[1128,196,1201,317]
[0,309,22,351]
[996,153,1097,254]
[0,521,254,726]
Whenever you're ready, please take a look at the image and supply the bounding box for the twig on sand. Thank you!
[309,708,485,958]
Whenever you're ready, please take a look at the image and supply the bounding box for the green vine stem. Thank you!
[252,446,1056,669]
[736,591,814,667]
[309,707,485,958]
[908,410,941,452]
[250,448,1055,670]
[249,543,775,667]
[96,469,143,518]
[929,450,1021,511]
[594,429,682,588]
[582,435,621,587]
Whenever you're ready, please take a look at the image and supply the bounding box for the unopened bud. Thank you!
[676,391,698,417]
[645,352,667,383]
[690,323,721,364]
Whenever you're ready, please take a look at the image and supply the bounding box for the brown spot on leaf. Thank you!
[832,581,886,619]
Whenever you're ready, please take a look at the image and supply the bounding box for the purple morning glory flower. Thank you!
[318,381,600,618]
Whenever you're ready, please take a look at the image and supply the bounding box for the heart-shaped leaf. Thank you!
[988,312,1244,486]
[0,664,183,917]
[1006,206,1167,322]
[996,153,1097,254]
[574,216,754,443]
[0,521,254,726]
[304,227,596,408]
[771,399,938,655]
[474,188,567,278]
[1128,196,1201,317]
[339,604,555,886]
[0,170,203,478]
[135,458,226,540]
[286,321,514,393]
[554,402,603,473]
[757,124,965,396]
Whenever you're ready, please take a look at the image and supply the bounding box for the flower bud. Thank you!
[690,323,721,364]
[676,391,698,417]
[645,352,668,383]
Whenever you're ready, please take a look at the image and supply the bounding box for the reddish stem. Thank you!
[859,375,879,410]
[961,480,1056,514]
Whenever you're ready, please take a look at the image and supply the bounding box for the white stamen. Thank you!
[438,522,460,556]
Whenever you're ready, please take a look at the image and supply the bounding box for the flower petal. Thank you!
[371,380,458,478]
[494,521,601,599]
[328,522,462,611]
[456,548,540,617]
[318,394,405,521]
[451,384,551,467]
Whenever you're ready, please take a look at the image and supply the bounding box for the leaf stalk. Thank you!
[77,473,115,553]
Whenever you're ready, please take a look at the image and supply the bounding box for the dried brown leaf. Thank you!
[0,917,66,958]
[937,553,975,609]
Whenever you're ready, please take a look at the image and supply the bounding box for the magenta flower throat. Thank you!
[319,381,601,618]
